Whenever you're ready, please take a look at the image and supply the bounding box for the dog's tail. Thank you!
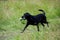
[38,9,45,15]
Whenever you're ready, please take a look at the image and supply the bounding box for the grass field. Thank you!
[0,0,60,40]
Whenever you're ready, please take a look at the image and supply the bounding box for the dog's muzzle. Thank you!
[20,18,23,21]
[20,17,25,21]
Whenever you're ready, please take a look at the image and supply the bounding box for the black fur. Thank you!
[21,9,49,33]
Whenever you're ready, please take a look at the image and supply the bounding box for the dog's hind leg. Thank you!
[41,23,45,27]
[43,20,49,27]
[21,23,29,33]
[44,21,49,27]
[46,22,49,27]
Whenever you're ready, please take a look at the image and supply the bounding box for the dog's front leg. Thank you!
[21,23,29,33]
[36,25,40,31]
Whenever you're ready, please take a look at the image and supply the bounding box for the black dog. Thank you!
[20,9,49,33]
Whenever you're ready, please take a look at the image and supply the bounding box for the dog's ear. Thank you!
[39,9,44,11]
[24,12,30,15]
[24,12,31,17]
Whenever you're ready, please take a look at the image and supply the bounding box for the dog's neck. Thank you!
[26,15,33,21]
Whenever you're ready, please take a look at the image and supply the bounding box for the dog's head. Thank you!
[20,12,31,21]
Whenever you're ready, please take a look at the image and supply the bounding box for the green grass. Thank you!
[0,0,60,40]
